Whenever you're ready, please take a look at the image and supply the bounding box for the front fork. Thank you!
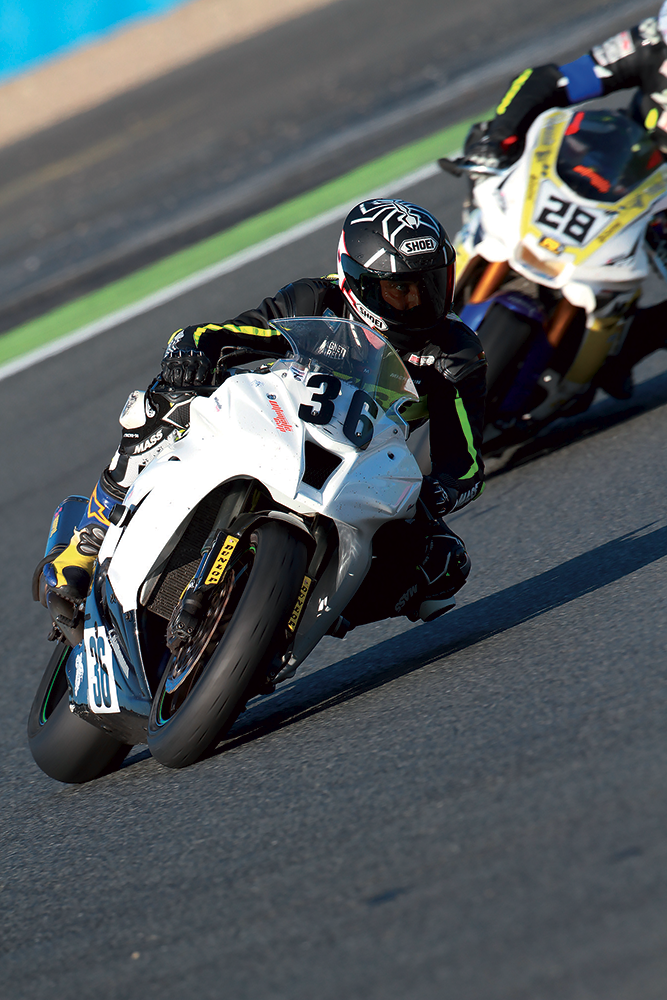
[529,288,639,422]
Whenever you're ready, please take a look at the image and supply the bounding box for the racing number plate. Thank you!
[84,623,120,714]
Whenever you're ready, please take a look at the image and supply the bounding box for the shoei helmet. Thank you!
[337,199,456,351]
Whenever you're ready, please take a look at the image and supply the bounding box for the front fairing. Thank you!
[457,107,667,295]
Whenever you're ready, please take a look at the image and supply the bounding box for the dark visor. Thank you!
[342,254,454,332]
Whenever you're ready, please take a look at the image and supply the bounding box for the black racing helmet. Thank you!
[337,199,456,351]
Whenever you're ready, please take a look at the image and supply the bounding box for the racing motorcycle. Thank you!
[440,105,667,454]
[29,317,425,783]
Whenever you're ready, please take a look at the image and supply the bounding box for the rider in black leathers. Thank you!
[38,200,487,628]
[463,3,667,398]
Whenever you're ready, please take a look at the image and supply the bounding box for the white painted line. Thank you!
[0,161,441,382]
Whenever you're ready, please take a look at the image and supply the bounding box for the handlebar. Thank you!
[437,157,506,178]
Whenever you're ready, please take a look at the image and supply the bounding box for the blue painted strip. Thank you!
[0,0,187,80]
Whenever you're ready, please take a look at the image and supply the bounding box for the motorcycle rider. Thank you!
[38,199,487,627]
[462,3,667,398]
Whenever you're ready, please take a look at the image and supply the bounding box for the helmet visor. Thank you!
[341,254,454,332]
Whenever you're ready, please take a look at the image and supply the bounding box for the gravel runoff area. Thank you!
[0,0,341,151]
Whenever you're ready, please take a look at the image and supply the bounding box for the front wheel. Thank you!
[477,302,536,426]
[147,520,308,769]
[28,643,132,783]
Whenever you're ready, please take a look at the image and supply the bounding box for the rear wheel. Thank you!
[28,642,132,783]
[147,520,308,769]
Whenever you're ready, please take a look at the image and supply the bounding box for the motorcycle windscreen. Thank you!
[556,108,664,204]
[269,316,419,411]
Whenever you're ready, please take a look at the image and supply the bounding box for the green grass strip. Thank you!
[0,111,487,366]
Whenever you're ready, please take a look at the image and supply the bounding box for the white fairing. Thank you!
[101,328,422,670]
[457,107,667,302]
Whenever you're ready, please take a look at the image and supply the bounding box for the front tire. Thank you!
[147,520,308,769]
[28,642,132,783]
[477,302,535,426]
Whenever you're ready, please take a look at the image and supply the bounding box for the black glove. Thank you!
[161,350,211,387]
[463,129,521,170]
[419,474,459,520]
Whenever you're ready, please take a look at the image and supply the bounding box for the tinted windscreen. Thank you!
[556,109,663,203]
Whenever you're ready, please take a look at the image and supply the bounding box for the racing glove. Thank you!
[419,474,460,520]
[462,123,521,169]
[161,349,211,387]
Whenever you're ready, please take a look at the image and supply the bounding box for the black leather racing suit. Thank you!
[106,276,487,624]
[485,8,667,153]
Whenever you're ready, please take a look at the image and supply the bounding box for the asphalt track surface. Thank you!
[3,149,667,997]
[0,0,656,333]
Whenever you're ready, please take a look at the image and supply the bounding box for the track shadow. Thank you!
[212,522,667,755]
[488,367,667,477]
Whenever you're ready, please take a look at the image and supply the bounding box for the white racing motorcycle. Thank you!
[440,105,667,452]
[29,317,427,782]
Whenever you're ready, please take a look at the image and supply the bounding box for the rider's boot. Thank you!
[408,523,471,623]
[41,472,121,605]
[597,300,667,399]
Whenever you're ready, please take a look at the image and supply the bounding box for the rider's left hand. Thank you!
[161,350,211,387]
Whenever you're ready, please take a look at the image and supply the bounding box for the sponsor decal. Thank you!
[395,584,418,613]
[133,429,163,454]
[399,236,437,255]
[48,508,61,538]
[164,330,184,355]
[573,164,611,194]
[639,17,661,46]
[352,296,388,332]
[408,353,436,366]
[452,483,482,510]
[321,340,347,359]
[539,235,564,254]
[593,30,635,66]
[74,650,85,696]
[268,399,292,432]
[287,576,313,633]
[205,536,239,586]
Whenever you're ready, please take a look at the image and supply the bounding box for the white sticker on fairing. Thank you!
[85,623,120,714]
[74,649,85,696]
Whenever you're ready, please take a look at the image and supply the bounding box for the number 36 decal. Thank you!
[298,374,378,448]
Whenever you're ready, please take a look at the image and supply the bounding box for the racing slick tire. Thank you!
[147,520,308,769]
[477,302,535,426]
[28,642,132,783]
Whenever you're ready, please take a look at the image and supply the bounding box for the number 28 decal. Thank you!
[537,195,596,244]
[298,374,378,448]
